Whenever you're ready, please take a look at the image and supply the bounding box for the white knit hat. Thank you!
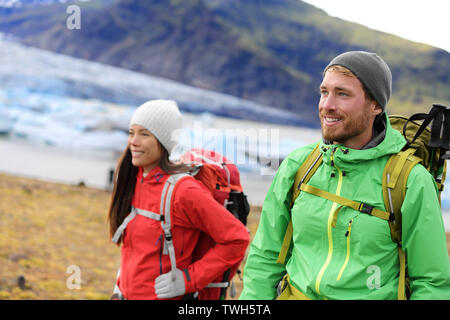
[129,99,182,155]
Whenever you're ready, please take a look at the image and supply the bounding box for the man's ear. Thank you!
[372,103,383,117]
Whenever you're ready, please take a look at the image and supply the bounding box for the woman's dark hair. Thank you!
[108,142,191,243]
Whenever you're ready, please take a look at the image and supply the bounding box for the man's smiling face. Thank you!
[319,68,382,149]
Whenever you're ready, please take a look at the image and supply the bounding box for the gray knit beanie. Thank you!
[129,99,182,155]
[324,51,392,110]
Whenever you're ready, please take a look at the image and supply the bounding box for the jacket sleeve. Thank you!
[239,147,310,300]
[401,164,450,300]
[174,180,250,294]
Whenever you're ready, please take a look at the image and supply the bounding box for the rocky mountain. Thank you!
[0,0,448,125]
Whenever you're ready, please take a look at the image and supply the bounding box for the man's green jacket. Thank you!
[240,115,450,300]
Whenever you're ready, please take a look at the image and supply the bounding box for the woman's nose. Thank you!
[129,134,139,146]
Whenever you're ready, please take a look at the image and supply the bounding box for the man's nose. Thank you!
[320,94,337,112]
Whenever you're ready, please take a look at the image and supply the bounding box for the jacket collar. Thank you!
[319,112,406,166]
[360,113,387,150]
[137,166,167,183]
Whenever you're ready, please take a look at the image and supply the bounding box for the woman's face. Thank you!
[128,125,163,173]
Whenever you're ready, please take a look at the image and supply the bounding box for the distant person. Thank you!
[108,99,249,300]
[240,51,450,300]
[105,167,114,191]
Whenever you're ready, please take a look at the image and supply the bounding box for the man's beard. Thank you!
[321,110,372,144]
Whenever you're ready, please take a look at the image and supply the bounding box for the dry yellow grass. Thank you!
[0,173,120,300]
[0,173,448,300]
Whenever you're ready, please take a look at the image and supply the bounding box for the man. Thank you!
[239,51,450,300]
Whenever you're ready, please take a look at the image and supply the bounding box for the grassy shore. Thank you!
[0,173,448,300]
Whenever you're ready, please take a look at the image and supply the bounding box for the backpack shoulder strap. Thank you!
[291,143,324,207]
[277,143,323,265]
[161,171,236,293]
[382,148,422,243]
[382,148,422,300]
[160,173,191,279]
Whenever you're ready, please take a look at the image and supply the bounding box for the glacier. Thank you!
[0,35,310,168]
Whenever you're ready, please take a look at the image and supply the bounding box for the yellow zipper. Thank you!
[314,149,343,295]
[337,219,353,281]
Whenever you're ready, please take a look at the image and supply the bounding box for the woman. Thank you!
[108,99,250,300]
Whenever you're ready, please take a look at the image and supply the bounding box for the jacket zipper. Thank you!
[314,148,343,296]
[337,219,353,281]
